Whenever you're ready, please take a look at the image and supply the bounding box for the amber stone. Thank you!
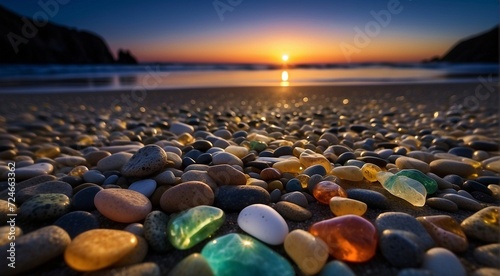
[309,215,377,262]
[417,215,468,253]
[312,181,347,204]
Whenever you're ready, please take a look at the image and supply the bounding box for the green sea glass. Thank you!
[377,171,427,207]
[201,233,294,276]
[168,205,225,250]
[396,169,438,194]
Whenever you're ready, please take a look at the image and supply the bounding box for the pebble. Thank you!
[300,150,332,173]
[212,152,244,167]
[347,188,389,209]
[425,197,458,212]
[429,159,475,177]
[207,164,247,186]
[160,181,214,213]
[281,191,308,208]
[84,150,111,166]
[168,253,214,276]
[224,145,249,159]
[144,210,172,252]
[53,211,100,239]
[417,215,468,252]
[121,145,168,177]
[16,180,72,203]
[319,260,355,276]
[361,163,382,182]
[329,196,367,216]
[284,229,329,275]
[129,179,157,197]
[6,162,53,180]
[214,185,270,212]
[181,170,218,190]
[0,226,21,246]
[94,189,152,223]
[238,204,289,245]
[72,186,103,211]
[82,170,106,184]
[0,227,68,275]
[55,156,87,166]
[331,166,364,181]
[274,201,312,221]
[310,215,378,262]
[422,247,466,276]
[64,229,138,271]
[168,206,225,249]
[124,223,145,237]
[312,181,347,204]
[379,229,424,267]
[99,144,143,154]
[375,212,435,250]
[273,158,301,174]
[170,122,194,135]
[18,193,71,221]
[395,156,430,173]
[460,206,499,242]
[201,233,294,276]
[473,243,500,267]
[260,167,282,181]
[87,262,160,276]
[97,152,133,172]
[442,194,483,211]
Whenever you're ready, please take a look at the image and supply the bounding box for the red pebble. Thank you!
[309,215,378,262]
[312,181,347,204]
[260,168,282,181]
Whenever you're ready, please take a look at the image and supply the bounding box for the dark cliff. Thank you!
[439,25,499,63]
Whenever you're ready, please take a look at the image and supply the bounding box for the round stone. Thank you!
[332,166,364,181]
[273,158,301,174]
[94,189,152,223]
[430,159,475,178]
[422,248,466,276]
[284,229,329,275]
[82,170,106,184]
[124,223,145,237]
[170,122,194,135]
[375,212,434,250]
[64,229,138,272]
[53,211,100,239]
[18,193,71,221]
[395,156,430,173]
[121,145,169,177]
[72,186,103,211]
[274,201,312,221]
[128,179,157,197]
[181,170,217,190]
[346,188,389,209]
[329,197,367,216]
[473,243,500,267]
[97,152,133,172]
[312,181,347,204]
[238,204,289,245]
[160,181,214,213]
[417,215,468,253]
[460,206,499,242]
[361,163,382,182]
[379,229,424,267]
[281,191,308,208]
[144,210,172,253]
[214,185,270,212]
[207,164,247,186]
[212,152,243,167]
[168,253,214,276]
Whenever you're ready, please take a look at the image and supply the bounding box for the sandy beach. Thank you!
[1,82,499,275]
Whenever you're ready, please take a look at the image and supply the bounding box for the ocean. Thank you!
[0,63,498,94]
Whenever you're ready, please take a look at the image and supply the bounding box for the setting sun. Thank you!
[282,54,289,62]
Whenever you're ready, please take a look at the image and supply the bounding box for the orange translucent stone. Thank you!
[312,181,347,204]
[309,215,378,262]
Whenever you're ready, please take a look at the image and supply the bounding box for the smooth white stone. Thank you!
[237,204,289,245]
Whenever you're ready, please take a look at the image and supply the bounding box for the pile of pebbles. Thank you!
[0,85,498,275]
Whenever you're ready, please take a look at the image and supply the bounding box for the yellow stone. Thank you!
[300,150,332,173]
[35,145,60,158]
[486,160,500,173]
[268,180,284,191]
[284,229,329,275]
[331,166,364,182]
[65,229,138,271]
[178,133,194,145]
[329,197,367,216]
[68,165,89,177]
[273,158,301,174]
[296,174,311,189]
[225,146,249,159]
[361,163,382,182]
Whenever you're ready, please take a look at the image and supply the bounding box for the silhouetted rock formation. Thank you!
[117,49,138,64]
[0,5,137,64]
[439,25,499,63]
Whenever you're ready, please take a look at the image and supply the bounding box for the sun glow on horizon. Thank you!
[282,54,289,62]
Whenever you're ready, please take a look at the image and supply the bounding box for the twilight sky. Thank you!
[0,0,498,64]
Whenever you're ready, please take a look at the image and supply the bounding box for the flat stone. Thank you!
[99,145,143,154]
[442,194,483,211]
[461,206,499,242]
[417,215,468,252]
[0,225,70,275]
[201,233,294,276]
[395,156,430,173]
[422,248,466,276]
[129,179,157,197]
[6,163,53,180]
[84,150,111,166]
[55,156,87,166]
[82,170,106,184]
[160,181,214,213]
[375,212,434,250]
[168,205,225,249]
[312,181,347,204]
[332,166,364,181]
[430,159,475,177]
[18,193,71,221]
[238,204,289,245]
[207,164,247,186]
[0,175,56,200]
[274,201,312,221]
[181,170,217,190]
[170,122,194,135]
[273,158,301,174]
[379,229,424,267]
[153,170,177,186]
[329,196,367,216]
[53,211,100,239]
[144,210,172,253]
[168,253,214,276]
[97,152,133,172]
[284,229,329,275]
[426,197,458,212]
[17,180,72,204]
[64,229,138,272]
[281,191,308,208]
[347,188,389,209]
[122,145,169,177]
[94,189,152,223]
[310,215,378,262]
[214,185,270,212]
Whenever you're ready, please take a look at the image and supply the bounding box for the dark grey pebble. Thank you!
[379,229,424,267]
[443,194,483,211]
[270,189,281,203]
[345,160,365,168]
[103,174,119,185]
[144,210,173,253]
[375,212,434,250]
[214,185,270,212]
[72,186,103,211]
[475,176,500,185]
[273,146,293,157]
[442,174,463,187]
[58,175,83,187]
[336,152,356,165]
[303,164,327,176]
[468,141,499,151]
[426,197,458,212]
[426,173,453,190]
[347,189,389,209]
[192,140,213,152]
[17,180,72,204]
[196,153,212,164]
[464,180,493,196]
[448,147,474,158]
[358,156,388,167]
[307,174,324,194]
[471,191,496,203]
[53,211,99,238]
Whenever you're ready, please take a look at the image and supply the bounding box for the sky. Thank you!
[0,0,498,64]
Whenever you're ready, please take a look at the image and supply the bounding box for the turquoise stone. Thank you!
[377,172,427,207]
[396,169,438,194]
[168,205,225,250]
[201,233,294,276]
